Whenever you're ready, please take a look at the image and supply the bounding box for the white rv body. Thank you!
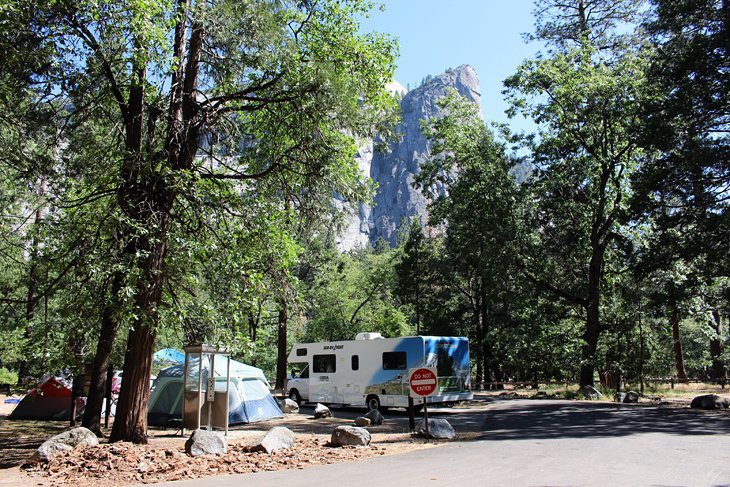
[286,334,472,409]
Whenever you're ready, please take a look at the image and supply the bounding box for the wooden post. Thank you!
[423,398,429,438]
[408,396,415,432]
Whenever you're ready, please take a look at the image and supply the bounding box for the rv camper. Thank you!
[286,333,472,411]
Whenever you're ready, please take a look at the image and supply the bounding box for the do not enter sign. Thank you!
[409,367,438,398]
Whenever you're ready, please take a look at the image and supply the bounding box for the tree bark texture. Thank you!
[670,301,688,381]
[82,272,124,434]
[275,298,288,391]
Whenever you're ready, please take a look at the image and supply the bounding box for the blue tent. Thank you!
[153,348,185,364]
[147,358,283,426]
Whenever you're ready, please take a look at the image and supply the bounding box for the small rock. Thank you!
[30,427,99,463]
[251,426,295,453]
[283,398,299,414]
[623,391,639,403]
[583,385,602,400]
[416,418,456,440]
[364,408,384,425]
[354,417,371,427]
[314,403,332,419]
[533,391,548,398]
[185,429,227,457]
[330,426,371,447]
[690,394,730,410]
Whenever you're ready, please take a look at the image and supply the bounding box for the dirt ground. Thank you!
[0,399,442,486]
[2,386,728,486]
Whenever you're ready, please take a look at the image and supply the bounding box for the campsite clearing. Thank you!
[3,389,730,486]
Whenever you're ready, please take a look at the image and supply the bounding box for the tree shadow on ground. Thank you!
[471,400,730,441]
[0,418,69,469]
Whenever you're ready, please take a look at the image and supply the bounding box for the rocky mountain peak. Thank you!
[336,65,482,251]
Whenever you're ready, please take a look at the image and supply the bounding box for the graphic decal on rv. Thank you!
[424,336,470,393]
[363,337,424,396]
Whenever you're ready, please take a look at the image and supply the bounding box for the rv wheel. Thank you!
[288,389,302,406]
[366,395,381,412]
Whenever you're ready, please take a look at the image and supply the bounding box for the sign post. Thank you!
[408,367,438,437]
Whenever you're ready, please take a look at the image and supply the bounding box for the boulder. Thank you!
[30,427,99,463]
[330,426,371,447]
[185,429,227,457]
[283,398,299,414]
[250,427,295,454]
[416,418,456,440]
[354,417,371,427]
[583,385,602,400]
[623,391,639,403]
[690,394,730,410]
[364,408,384,426]
[314,403,332,419]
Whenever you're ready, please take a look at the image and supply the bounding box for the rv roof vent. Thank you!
[355,332,383,340]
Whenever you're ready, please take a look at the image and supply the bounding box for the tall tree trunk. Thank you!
[82,271,123,435]
[275,296,288,391]
[670,299,688,381]
[474,278,484,388]
[579,246,603,388]
[709,310,726,383]
[110,319,157,443]
[110,210,170,443]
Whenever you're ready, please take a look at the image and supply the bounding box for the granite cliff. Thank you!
[337,64,482,250]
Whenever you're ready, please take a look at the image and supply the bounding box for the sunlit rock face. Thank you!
[336,65,481,251]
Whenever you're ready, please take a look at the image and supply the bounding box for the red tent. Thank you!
[8,377,84,420]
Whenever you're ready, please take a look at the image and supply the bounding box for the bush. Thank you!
[0,367,18,385]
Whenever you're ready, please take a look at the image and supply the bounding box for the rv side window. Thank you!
[382,351,407,370]
[351,355,359,371]
[296,348,307,357]
[313,354,336,373]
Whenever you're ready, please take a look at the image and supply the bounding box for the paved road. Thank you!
[161,399,730,487]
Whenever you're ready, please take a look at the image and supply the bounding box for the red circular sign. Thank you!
[409,368,438,397]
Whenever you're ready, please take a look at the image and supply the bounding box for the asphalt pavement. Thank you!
[155,399,730,487]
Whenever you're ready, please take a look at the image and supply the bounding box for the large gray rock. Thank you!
[30,427,99,463]
[251,427,295,453]
[583,385,603,400]
[690,394,730,410]
[337,65,483,250]
[314,403,332,419]
[283,398,299,414]
[623,391,640,403]
[330,426,371,447]
[185,429,227,457]
[417,418,456,440]
[364,408,384,426]
[354,417,371,427]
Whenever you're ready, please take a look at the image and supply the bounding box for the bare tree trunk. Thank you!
[110,320,157,443]
[579,246,604,388]
[275,297,288,391]
[82,272,123,435]
[670,301,688,381]
[709,310,726,383]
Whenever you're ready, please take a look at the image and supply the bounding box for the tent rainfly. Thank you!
[8,377,84,420]
[147,358,283,427]
[153,348,185,364]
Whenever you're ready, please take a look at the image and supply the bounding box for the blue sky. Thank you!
[361,0,540,131]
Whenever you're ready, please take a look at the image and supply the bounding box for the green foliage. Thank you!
[302,244,412,342]
[0,367,18,384]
